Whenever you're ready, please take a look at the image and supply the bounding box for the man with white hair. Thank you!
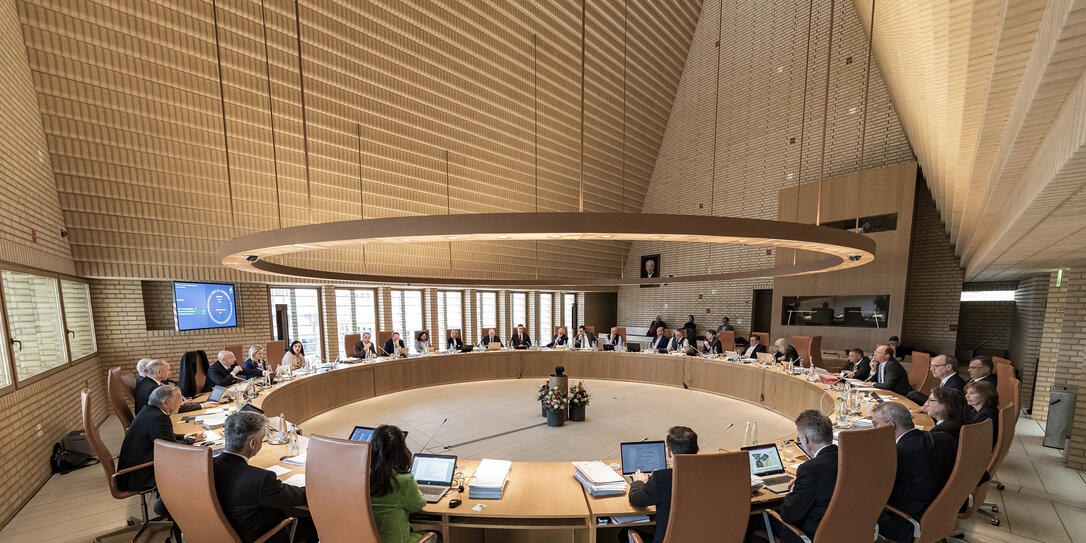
[134,359,216,414]
[136,358,152,376]
[117,385,205,493]
[208,350,243,388]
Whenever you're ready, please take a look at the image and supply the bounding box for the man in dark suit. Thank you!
[868,345,912,396]
[743,335,767,358]
[134,359,214,415]
[872,402,957,543]
[702,329,722,355]
[840,348,871,380]
[208,350,243,388]
[117,385,204,493]
[717,316,734,332]
[214,411,318,543]
[623,426,698,543]
[480,328,502,349]
[649,326,669,353]
[572,326,596,349]
[545,326,568,348]
[510,324,532,349]
[967,355,998,388]
[382,332,406,356]
[907,354,965,405]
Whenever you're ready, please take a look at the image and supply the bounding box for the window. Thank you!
[563,293,576,328]
[391,290,424,353]
[2,271,66,381]
[539,293,553,340]
[780,294,890,328]
[0,298,9,389]
[61,280,96,360]
[510,292,527,333]
[270,287,322,359]
[822,213,898,234]
[335,289,377,357]
[437,291,463,346]
[960,290,1015,302]
[476,291,497,340]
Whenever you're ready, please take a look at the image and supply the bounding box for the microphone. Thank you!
[420,418,448,453]
[701,423,735,449]
[596,437,647,463]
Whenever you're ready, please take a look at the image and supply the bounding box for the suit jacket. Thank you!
[545,334,568,348]
[872,359,912,396]
[239,358,266,379]
[510,332,532,349]
[931,419,963,442]
[178,350,212,398]
[703,338,722,354]
[480,335,502,348]
[649,334,669,352]
[780,445,838,541]
[117,406,186,492]
[879,430,957,542]
[207,361,240,388]
[775,345,800,363]
[134,376,200,416]
[973,374,998,388]
[382,338,406,356]
[846,357,872,380]
[572,334,596,349]
[354,341,377,358]
[628,468,673,543]
[942,373,967,391]
[717,324,734,332]
[213,452,309,543]
[446,337,464,351]
[743,343,767,358]
[973,406,999,447]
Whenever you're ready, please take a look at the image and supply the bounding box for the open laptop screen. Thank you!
[348,426,408,442]
[742,443,785,476]
[207,386,228,403]
[411,454,457,485]
[620,440,667,475]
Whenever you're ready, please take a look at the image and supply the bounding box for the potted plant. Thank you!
[541,385,568,427]
[536,382,550,417]
[568,381,590,421]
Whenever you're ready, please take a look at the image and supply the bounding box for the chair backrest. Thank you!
[306,435,381,543]
[224,344,243,365]
[195,353,208,392]
[267,340,285,371]
[995,364,1016,408]
[718,330,736,351]
[154,440,242,543]
[377,330,395,347]
[662,451,750,543]
[344,334,361,357]
[82,389,128,499]
[987,403,1016,476]
[918,420,993,543]
[993,356,1012,368]
[611,327,626,342]
[446,328,461,339]
[808,336,823,367]
[792,336,813,364]
[908,352,931,392]
[752,332,770,347]
[814,425,896,543]
[584,325,596,336]
[107,367,136,431]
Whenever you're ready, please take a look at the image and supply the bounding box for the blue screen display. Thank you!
[173,282,238,331]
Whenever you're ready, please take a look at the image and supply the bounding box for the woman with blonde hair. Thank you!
[773,338,799,364]
[240,344,267,378]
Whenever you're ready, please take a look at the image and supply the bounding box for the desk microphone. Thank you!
[420,418,448,453]
[596,437,647,463]
[701,423,735,449]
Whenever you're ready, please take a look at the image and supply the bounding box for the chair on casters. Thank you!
[882,420,993,543]
[759,425,897,543]
[958,403,1017,526]
[154,440,297,543]
[81,389,172,542]
[107,367,136,431]
[305,435,438,543]
[629,450,751,543]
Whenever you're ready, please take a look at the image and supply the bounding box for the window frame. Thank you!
[538,292,553,341]
[476,291,498,341]
[335,287,378,358]
[268,285,325,360]
[390,289,426,353]
[436,290,464,347]
[509,292,528,335]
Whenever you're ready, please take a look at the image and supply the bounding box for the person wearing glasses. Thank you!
[906,354,964,405]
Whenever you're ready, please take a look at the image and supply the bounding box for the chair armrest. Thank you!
[253,517,296,543]
[112,461,154,478]
[418,533,439,543]
[629,531,645,543]
[883,505,921,539]
[766,510,811,541]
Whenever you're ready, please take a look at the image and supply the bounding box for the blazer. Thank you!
[743,343,766,358]
[510,332,532,349]
[354,341,378,358]
[207,361,240,388]
[572,334,596,349]
[134,376,199,416]
[239,358,266,379]
[681,322,697,342]
[213,452,309,543]
[931,419,963,442]
[879,430,956,543]
[117,406,186,492]
[446,337,464,351]
[628,468,673,543]
[649,334,669,352]
[382,338,406,356]
[973,374,998,388]
[775,345,800,363]
[942,373,967,391]
[847,357,872,380]
[703,338,722,354]
[545,334,568,348]
[872,359,912,396]
[973,406,999,447]
[717,324,734,332]
[178,350,212,398]
[780,445,838,541]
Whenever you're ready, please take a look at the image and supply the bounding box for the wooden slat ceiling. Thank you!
[852,0,1086,281]
[16,0,702,282]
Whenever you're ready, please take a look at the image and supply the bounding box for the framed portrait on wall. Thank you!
[640,254,661,288]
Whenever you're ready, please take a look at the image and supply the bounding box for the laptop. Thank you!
[411,453,458,503]
[742,443,794,493]
[756,352,776,365]
[628,344,641,353]
[207,385,229,403]
[397,347,409,357]
[487,341,501,351]
[460,344,474,353]
[620,440,668,484]
[602,344,615,351]
[240,403,264,415]
[347,426,407,442]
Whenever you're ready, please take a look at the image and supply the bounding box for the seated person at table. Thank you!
[773,338,799,364]
[743,335,766,358]
[967,355,998,387]
[872,402,956,543]
[510,325,532,349]
[415,331,432,353]
[748,410,837,543]
[924,386,968,442]
[135,359,213,415]
[840,348,869,377]
[666,329,688,353]
[214,411,318,543]
[369,425,443,543]
[607,327,623,349]
[965,381,1000,447]
[867,345,912,395]
[282,341,306,370]
[208,350,243,387]
[648,315,666,337]
[622,426,699,543]
[446,329,464,351]
[383,332,407,356]
[649,326,669,353]
[480,328,503,349]
[572,326,596,349]
[718,316,734,332]
[887,335,904,360]
[118,385,205,494]
[355,332,378,358]
[907,354,964,404]
[702,329,722,355]
[240,344,269,379]
[546,326,568,348]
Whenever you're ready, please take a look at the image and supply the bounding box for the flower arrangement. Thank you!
[540,385,569,412]
[568,381,591,406]
[536,382,549,402]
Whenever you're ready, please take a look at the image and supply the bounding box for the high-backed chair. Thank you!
[224,344,243,364]
[267,340,285,372]
[762,425,897,543]
[718,330,736,352]
[344,334,361,358]
[883,420,993,543]
[611,326,627,345]
[960,403,1017,525]
[107,367,136,430]
[791,336,823,367]
[178,350,211,398]
[306,435,437,543]
[752,332,770,348]
[377,330,395,348]
[82,389,169,542]
[993,356,1012,368]
[154,440,296,543]
[995,364,1016,409]
[908,352,931,393]
[630,451,751,543]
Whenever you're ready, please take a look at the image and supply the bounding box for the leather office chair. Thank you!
[82,389,170,542]
[377,330,395,349]
[995,364,1016,409]
[630,450,751,543]
[882,420,993,543]
[762,425,897,543]
[993,356,1012,368]
[791,336,823,367]
[907,352,931,393]
[959,403,1017,526]
[344,333,361,358]
[752,332,770,348]
[584,325,596,336]
[718,330,736,352]
[267,340,285,372]
[108,367,136,430]
[306,435,437,543]
[224,344,244,365]
[154,440,296,543]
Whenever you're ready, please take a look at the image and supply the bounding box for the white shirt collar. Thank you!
[896,428,920,444]
[972,375,987,382]
[940,374,954,386]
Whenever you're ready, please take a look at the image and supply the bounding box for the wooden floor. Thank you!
[1,379,1083,543]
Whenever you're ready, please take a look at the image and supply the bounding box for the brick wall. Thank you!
[1032,270,1067,420]
[1010,275,1049,409]
[957,281,1019,359]
[901,181,963,356]
[1057,270,1086,469]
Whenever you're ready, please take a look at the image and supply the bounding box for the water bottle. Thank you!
[835,397,848,427]
[287,426,298,457]
[743,421,752,447]
[751,421,759,445]
[278,413,288,443]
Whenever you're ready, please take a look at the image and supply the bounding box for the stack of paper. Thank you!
[468,459,511,499]
[196,413,228,429]
[572,461,627,496]
[282,452,307,467]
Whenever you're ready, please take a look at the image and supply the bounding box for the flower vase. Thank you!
[568,403,586,421]
[541,404,547,417]
[546,408,566,427]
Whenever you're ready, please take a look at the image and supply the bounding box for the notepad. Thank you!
[266,465,293,476]
[282,452,307,467]
[282,474,306,487]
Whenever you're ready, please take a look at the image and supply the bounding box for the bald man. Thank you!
[207,350,243,388]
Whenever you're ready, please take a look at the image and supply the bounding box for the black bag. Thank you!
[50,442,98,474]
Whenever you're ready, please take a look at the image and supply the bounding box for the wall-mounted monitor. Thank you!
[173,281,238,331]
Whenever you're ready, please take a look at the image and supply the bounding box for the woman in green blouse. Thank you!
[369,425,442,543]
